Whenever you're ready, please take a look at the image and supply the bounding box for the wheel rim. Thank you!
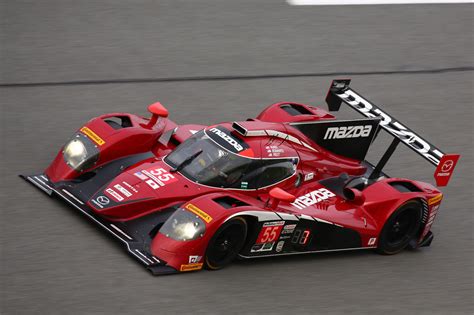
[386,209,418,247]
[207,223,245,266]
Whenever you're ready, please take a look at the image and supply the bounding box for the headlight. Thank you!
[160,208,206,241]
[63,134,99,171]
[64,139,87,168]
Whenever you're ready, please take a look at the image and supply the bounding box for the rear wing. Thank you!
[325,79,460,186]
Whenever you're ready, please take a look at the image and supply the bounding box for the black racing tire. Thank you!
[205,217,247,270]
[376,200,422,255]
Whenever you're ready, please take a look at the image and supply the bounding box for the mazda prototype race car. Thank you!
[22,80,460,275]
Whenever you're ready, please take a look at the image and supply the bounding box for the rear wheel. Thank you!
[205,217,247,270]
[377,200,422,255]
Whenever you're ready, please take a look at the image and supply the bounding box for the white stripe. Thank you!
[289,0,473,5]
[34,176,54,191]
[225,211,282,222]
[61,189,84,205]
[27,177,51,194]
[313,217,336,225]
[239,246,376,259]
[298,214,315,221]
[110,224,133,240]
[302,142,319,152]
[152,256,161,263]
[130,252,150,265]
[276,212,299,221]
[135,250,154,264]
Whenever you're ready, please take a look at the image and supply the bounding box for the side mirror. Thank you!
[145,102,169,128]
[268,187,296,210]
[343,187,366,205]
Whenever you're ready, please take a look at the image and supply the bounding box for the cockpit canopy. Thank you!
[164,130,298,190]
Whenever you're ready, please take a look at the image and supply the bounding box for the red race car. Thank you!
[22,80,460,275]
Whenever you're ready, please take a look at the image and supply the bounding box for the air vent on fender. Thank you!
[232,122,248,136]
[103,116,133,130]
[280,103,313,116]
[213,196,249,209]
[389,181,422,193]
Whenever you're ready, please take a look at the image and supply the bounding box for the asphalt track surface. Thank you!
[1,1,473,314]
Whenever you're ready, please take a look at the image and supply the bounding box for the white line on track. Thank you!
[288,0,473,5]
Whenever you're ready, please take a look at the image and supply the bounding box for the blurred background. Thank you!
[1,0,473,314]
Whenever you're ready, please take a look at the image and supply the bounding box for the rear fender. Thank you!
[362,178,439,235]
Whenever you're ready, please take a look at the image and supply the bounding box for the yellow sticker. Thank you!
[180,263,203,272]
[428,194,443,205]
[185,203,212,223]
[80,126,105,146]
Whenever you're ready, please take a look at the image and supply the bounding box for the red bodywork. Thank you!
[37,81,458,274]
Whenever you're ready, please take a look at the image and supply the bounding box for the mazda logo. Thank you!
[96,195,110,205]
[441,160,454,173]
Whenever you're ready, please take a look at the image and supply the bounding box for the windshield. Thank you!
[165,130,297,189]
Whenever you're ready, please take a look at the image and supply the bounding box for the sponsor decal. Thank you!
[276,240,285,252]
[240,181,249,189]
[427,204,440,224]
[434,154,460,186]
[428,194,443,205]
[96,195,110,205]
[422,204,441,238]
[209,127,243,152]
[324,125,372,140]
[80,127,105,146]
[265,145,285,157]
[291,229,312,245]
[336,89,444,165]
[291,188,336,210]
[189,255,202,264]
[114,184,132,197]
[185,203,213,223]
[441,160,454,172]
[304,172,314,181]
[281,224,297,235]
[134,171,148,181]
[134,167,177,190]
[105,188,124,202]
[180,263,203,272]
[368,238,377,246]
[122,181,138,193]
[250,242,275,253]
[256,221,285,244]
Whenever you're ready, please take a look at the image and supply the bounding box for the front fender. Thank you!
[45,113,173,182]
[150,192,269,272]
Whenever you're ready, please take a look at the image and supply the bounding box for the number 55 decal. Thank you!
[256,221,285,244]
[136,167,178,190]
[149,168,176,182]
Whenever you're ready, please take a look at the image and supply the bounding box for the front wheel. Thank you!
[205,217,247,270]
[377,200,422,255]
